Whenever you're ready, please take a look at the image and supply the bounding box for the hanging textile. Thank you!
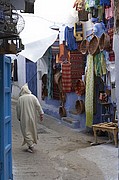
[64,26,78,51]
[93,21,106,37]
[47,47,53,99]
[85,0,99,10]
[62,62,72,93]
[74,23,83,41]
[107,17,115,61]
[98,6,104,21]
[12,59,18,81]
[58,43,70,63]
[85,54,94,127]
[70,50,84,91]
[51,35,59,55]
[100,0,111,6]
[94,52,106,76]
[105,0,114,20]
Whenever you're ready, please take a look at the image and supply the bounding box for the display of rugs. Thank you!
[62,62,72,93]
[70,50,85,91]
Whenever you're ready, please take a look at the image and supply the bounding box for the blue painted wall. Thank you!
[26,59,37,96]
[43,92,86,129]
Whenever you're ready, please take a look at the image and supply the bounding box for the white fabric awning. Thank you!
[18,13,59,62]
[17,0,78,62]
[19,34,58,62]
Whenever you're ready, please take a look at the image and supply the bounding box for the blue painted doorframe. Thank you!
[0,55,13,180]
[26,59,37,96]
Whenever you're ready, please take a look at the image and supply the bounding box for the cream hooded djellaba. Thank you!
[16,84,44,147]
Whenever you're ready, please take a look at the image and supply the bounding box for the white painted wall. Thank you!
[10,55,26,99]
[113,34,119,119]
[9,52,48,101]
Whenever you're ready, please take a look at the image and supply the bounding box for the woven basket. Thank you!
[88,36,99,55]
[42,74,47,85]
[42,87,48,100]
[80,39,89,54]
[59,92,66,104]
[99,33,110,51]
[59,106,67,117]
[54,71,61,84]
[57,75,62,92]
[75,100,85,114]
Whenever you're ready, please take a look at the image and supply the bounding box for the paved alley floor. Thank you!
[12,100,118,180]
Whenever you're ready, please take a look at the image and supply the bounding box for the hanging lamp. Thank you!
[49,22,59,31]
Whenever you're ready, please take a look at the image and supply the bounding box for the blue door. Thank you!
[0,55,13,180]
[26,59,37,96]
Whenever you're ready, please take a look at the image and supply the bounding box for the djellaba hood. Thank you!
[19,83,31,97]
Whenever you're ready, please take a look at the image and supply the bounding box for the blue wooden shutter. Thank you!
[0,55,13,180]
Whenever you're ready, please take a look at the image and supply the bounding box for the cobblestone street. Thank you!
[12,100,118,180]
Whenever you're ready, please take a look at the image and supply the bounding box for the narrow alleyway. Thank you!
[12,100,118,180]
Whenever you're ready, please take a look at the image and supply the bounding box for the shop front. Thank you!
[41,0,118,132]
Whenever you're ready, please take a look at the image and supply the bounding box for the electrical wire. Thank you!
[18,10,78,26]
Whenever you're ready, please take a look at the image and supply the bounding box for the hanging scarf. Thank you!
[85,54,94,127]
[94,52,106,76]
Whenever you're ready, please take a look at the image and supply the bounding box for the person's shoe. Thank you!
[27,147,33,153]
[30,144,35,148]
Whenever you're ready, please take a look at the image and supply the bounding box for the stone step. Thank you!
[61,117,80,129]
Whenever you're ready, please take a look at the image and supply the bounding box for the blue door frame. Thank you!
[0,55,13,180]
[26,59,37,96]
